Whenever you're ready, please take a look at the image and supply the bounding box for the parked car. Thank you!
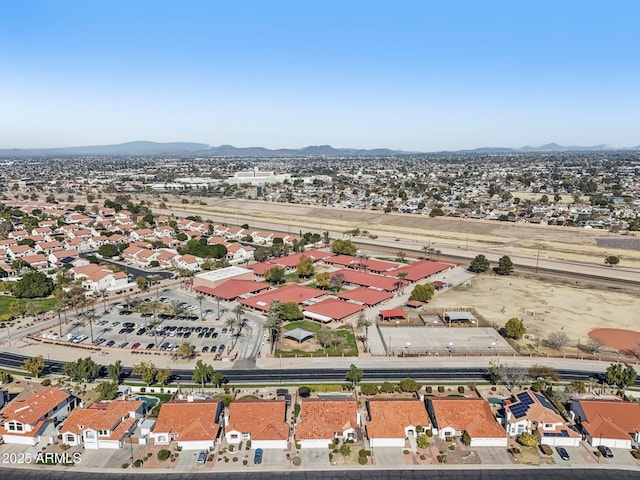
[105,340,116,347]
[556,446,570,461]
[597,445,613,458]
[131,342,141,350]
[197,450,207,464]
[253,448,263,465]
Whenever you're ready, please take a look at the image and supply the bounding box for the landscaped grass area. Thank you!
[0,295,59,321]
[277,322,357,357]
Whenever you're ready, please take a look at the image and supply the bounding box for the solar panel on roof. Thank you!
[534,393,556,411]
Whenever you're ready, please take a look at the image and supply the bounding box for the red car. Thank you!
[131,342,141,350]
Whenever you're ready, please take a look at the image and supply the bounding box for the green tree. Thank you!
[357,315,373,351]
[296,255,315,278]
[176,342,195,359]
[95,381,119,400]
[409,284,435,302]
[155,369,172,385]
[315,271,331,289]
[504,318,526,339]
[332,239,357,255]
[380,381,396,393]
[605,363,637,388]
[265,267,286,285]
[398,377,420,392]
[97,243,119,258]
[469,254,490,273]
[280,301,303,321]
[345,363,364,386]
[212,371,227,388]
[64,357,100,382]
[496,255,513,275]
[22,355,45,378]
[192,359,213,388]
[135,276,148,291]
[12,271,54,298]
[360,384,378,395]
[133,361,158,386]
[9,299,27,318]
[0,370,13,383]
[107,360,122,383]
[604,255,620,266]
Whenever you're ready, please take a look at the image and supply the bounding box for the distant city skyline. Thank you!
[1,1,639,150]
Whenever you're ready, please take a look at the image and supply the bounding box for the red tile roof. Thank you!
[153,400,220,442]
[194,280,270,300]
[366,399,430,439]
[576,400,640,440]
[391,260,451,282]
[303,298,364,321]
[227,400,289,441]
[333,268,404,292]
[239,284,325,312]
[2,388,72,426]
[428,398,507,439]
[296,399,358,440]
[379,309,407,319]
[338,287,394,306]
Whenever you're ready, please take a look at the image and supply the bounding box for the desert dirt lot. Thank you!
[148,196,640,268]
[428,273,640,356]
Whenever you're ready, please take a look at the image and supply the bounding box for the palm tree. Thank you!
[263,315,281,355]
[196,293,205,321]
[396,271,408,293]
[232,304,245,335]
[98,289,108,314]
[357,315,374,352]
[213,296,223,319]
[225,317,238,348]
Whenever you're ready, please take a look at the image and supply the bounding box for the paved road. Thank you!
[1,466,639,480]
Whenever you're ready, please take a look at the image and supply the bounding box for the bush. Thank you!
[293,403,301,417]
[438,386,444,393]
[417,434,430,449]
[133,459,143,468]
[358,456,367,465]
[630,450,640,460]
[437,454,447,463]
[246,440,252,449]
[448,445,455,451]
[121,463,129,468]
[425,386,432,394]
[41,379,51,386]
[328,453,333,462]
[299,386,311,397]
[243,460,248,465]
[517,432,538,447]
[425,429,433,437]
[403,449,410,455]
[229,445,234,452]
[360,384,379,395]
[157,449,170,461]
[458,386,465,393]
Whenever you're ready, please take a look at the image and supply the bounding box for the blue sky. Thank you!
[1,1,639,150]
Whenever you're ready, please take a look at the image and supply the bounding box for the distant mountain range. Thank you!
[0,140,634,157]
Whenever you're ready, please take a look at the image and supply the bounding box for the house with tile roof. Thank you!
[570,399,640,449]
[504,390,580,446]
[60,400,145,449]
[150,400,222,450]
[0,388,78,446]
[295,399,359,448]
[365,399,430,448]
[68,264,129,291]
[225,399,290,449]
[426,398,508,447]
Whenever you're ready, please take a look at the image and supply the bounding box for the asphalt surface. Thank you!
[0,467,639,480]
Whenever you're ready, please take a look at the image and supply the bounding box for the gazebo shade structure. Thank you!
[284,328,315,343]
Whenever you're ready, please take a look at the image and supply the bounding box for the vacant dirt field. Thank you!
[428,273,640,354]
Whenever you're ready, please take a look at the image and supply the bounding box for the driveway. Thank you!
[297,448,330,468]
[371,447,405,466]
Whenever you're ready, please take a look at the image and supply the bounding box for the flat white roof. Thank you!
[195,266,252,281]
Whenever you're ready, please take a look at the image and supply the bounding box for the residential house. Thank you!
[60,400,145,450]
[22,254,49,270]
[570,399,640,449]
[225,399,289,449]
[151,399,222,450]
[365,399,430,448]
[504,390,580,446]
[295,399,359,449]
[0,388,78,446]
[426,398,508,447]
[68,264,129,292]
[172,254,202,272]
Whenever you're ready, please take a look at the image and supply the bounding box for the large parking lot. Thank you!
[43,289,264,361]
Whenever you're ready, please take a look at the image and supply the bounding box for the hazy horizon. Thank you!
[1,1,639,150]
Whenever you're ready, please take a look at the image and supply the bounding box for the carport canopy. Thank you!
[444,311,476,321]
[284,328,315,343]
